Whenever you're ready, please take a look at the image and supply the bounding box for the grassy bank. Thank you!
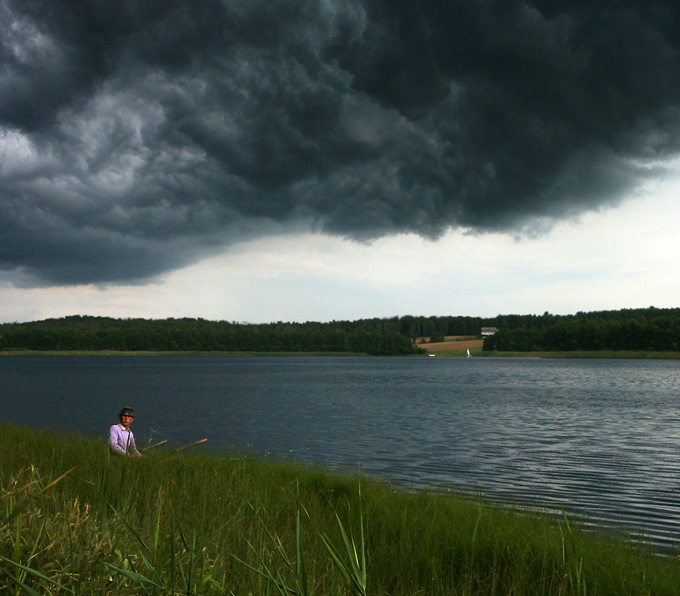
[2,425,679,595]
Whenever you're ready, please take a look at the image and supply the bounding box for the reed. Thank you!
[1,424,679,595]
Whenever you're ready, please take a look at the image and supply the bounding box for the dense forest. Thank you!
[0,316,424,355]
[482,307,680,352]
[0,307,678,354]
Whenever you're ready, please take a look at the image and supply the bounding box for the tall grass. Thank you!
[1,424,679,595]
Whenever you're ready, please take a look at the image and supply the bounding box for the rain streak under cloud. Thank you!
[2,0,680,286]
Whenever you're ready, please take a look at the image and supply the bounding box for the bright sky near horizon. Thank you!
[2,1,680,324]
[2,175,679,324]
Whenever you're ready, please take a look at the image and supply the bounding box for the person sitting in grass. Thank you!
[109,407,142,457]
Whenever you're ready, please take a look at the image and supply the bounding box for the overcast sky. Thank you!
[2,0,680,323]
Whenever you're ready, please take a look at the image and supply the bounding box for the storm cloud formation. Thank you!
[2,0,680,284]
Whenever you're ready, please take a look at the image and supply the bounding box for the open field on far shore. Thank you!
[417,337,680,359]
[417,335,485,355]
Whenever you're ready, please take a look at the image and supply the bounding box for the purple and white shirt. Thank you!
[108,424,141,456]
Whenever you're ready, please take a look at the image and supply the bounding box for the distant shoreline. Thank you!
[478,350,680,359]
[2,349,680,358]
[0,350,374,357]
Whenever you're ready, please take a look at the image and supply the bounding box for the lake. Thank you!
[2,355,680,552]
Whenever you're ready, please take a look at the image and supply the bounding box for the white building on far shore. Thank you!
[481,327,498,336]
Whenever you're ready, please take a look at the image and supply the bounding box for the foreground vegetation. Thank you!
[2,425,680,595]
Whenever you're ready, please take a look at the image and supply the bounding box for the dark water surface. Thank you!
[2,355,680,551]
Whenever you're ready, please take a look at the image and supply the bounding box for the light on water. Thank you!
[3,355,680,552]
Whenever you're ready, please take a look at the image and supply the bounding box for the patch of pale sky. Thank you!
[1,168,679,324]
[0,127,41,177]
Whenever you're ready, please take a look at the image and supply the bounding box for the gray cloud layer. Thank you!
[2,0,680,284]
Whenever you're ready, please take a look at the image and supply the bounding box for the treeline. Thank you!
[0,313,520,355]
[0,316,423,356]
[1,308,678,354]
[483,307,680,352]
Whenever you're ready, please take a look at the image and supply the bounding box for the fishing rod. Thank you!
[171,438,209,453]
[142,429,208,453]
[143,428,167,452]
[141,439,168,452]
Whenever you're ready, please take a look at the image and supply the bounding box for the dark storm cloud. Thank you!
[2,0,680,284]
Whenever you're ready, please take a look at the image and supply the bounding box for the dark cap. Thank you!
[119,407,135,418]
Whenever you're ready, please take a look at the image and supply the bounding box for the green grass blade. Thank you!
[0,567,42,596]
[101,561,164,589]
[109,504,152,554]
[108,504,166,585]
[319,508,367,596]
[0,555,75,594]
[230,554,294,596]
[1,466,77,527]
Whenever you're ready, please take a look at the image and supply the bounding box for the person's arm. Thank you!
[108,425,127,455]
[128,432,142,456]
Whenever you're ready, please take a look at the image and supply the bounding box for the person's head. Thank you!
[119,407,135,428]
